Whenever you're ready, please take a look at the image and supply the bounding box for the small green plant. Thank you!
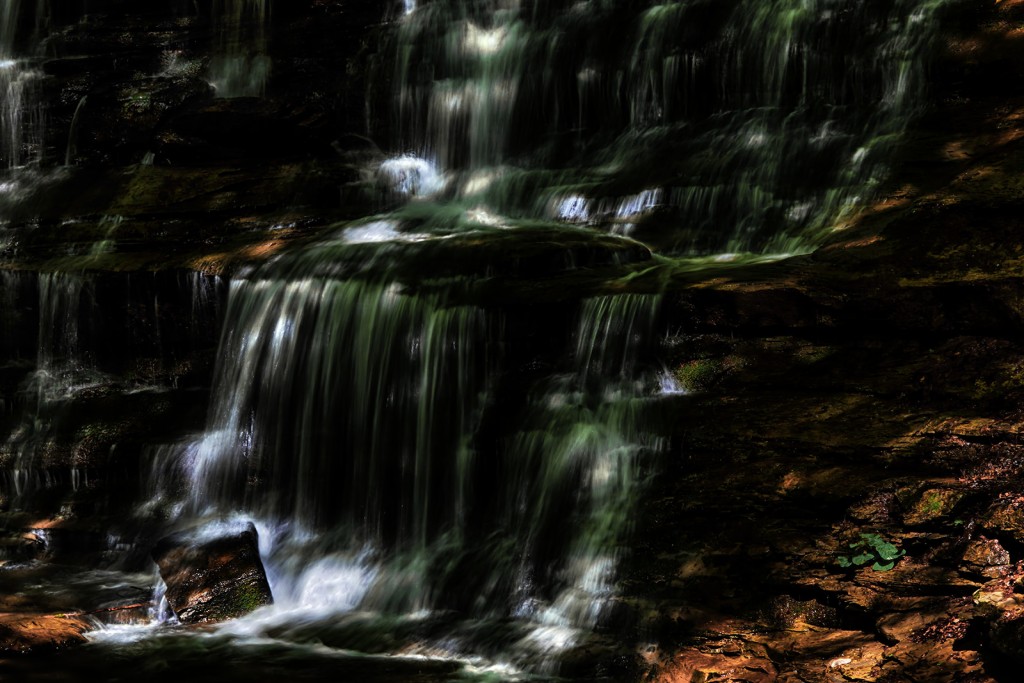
[837,533,906,572]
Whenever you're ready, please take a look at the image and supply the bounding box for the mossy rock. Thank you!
[902,487,964,526]
[151,521,273,624]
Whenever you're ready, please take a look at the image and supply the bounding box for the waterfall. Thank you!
[0,0,48,170]
[385,0,950,255]
[135,217,666,665]
[188,275,492,541]
[499,293,662,660]
[392,1,532,171]
[0,270,25,360]
[0,270,223,513]
[2,273,96,506]
[111,0,953,671]
[0,1,25,169]
[34,272,87,393]
[88,214,123,257]
[64,95,86,166]
[210,0,271,98]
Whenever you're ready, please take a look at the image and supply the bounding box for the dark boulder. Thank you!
[151,521,273,624]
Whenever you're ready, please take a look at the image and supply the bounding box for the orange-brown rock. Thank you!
[961,538,1012,579]
[0,613,92,653]
[651,647,777,683]
[151,521,273,624]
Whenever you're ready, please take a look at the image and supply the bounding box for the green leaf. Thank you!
[852,553,874,565]
[875,543,901,560]
[840,532,904,570]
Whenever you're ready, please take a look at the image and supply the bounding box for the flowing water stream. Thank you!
[0,0,46,170]
[209,0,271,98]
[0,0,954,679]
[0,0,54,232]
[383,0,949,254]
[117,229,666,675]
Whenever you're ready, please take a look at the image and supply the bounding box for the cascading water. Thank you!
[135,232,666,670]
[63,95,86,166]
[86,0,950,676]
[2,273,96,507]
[0,270,225,517]
[385,0,949,254]
[497,294,663,656]
[0,0,47,170]
[188,274,492,542]
[209,0,271,98]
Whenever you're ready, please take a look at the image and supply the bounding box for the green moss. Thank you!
[920,491,945,516]
[972,361,1024,403]
[904,487,963,526]
[671,356,745,393]
[674,358,723,392]
[230,582,269,614]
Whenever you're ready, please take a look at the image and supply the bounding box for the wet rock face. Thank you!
[41,1,388,169]
[151,522,272,624]
[0,1,390,273]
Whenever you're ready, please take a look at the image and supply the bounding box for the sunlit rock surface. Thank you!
[0,612,92,653]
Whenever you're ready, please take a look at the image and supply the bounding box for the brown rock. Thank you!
[655,649,777,683]
[151,521,273,624]
[983,505,1024,540]
[973,587,1024,617]
[0,613,92,653]
[877,609,933,645]
[902,488,963,526]
[960,538,1011,579]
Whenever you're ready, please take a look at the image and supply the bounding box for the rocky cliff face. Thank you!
[2,0,387,273]
[630,2,1024,680]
